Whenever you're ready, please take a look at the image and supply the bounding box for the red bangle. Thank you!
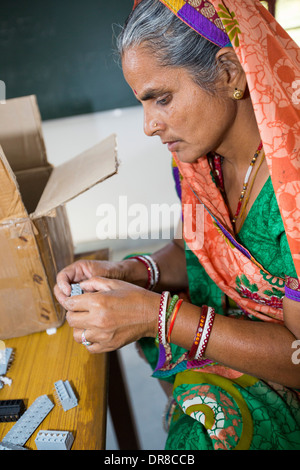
[195,307,216,360]
[130,256,153,290]
[188,305,208,360]
[166,299,183,343]
[157,291,170,345]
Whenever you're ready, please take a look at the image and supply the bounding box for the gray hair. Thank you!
[116,0,222,93]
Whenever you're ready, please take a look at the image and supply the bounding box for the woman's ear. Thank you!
[215,48,247,98]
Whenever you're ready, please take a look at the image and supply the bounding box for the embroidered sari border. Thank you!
[178,3,230,48]
[189,188,270,275]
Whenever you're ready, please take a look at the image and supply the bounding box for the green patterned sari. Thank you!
[140,177,300,450]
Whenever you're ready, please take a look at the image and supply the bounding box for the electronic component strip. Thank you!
[35,430,74,450]
[1,395,54,448]
[70,283,83,296]
[0,441,28,450]
[0,399,26,422]
[54,380,78,412]
[0,341,5,366]
[0,348,14,375]
[0,319,79,449]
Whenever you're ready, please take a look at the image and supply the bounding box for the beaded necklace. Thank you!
[213,141,263,225]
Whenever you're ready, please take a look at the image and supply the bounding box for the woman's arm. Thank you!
[64,274,300,389]
[122,237,189,292]
[283,295,300,340]
[169,301,300,389]
[55,238,188,305]
[57,235,300,389]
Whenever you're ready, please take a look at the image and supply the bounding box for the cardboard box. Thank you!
[0,95,118,339]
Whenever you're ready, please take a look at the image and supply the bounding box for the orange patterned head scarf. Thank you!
[132,0,300,319]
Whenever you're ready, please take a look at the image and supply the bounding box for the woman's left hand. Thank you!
[62,276,161,353]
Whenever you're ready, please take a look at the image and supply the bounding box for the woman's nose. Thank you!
[144,112,156,136]
[144,113,163,137]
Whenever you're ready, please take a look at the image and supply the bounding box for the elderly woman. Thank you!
[55,0,300,450]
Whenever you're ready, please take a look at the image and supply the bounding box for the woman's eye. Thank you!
[157,95,171,106]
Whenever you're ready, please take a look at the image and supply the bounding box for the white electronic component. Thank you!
[1,395,54,448]
[70,283,83,296]
[35,430,74,450]
[54,380,78,412]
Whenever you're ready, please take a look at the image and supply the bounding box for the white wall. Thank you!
[41,105,181,259]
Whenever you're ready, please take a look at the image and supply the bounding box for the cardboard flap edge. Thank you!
[31,134,118,219]
[0,145,28,221]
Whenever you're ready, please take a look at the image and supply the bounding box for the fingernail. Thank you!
[59,283,70,296]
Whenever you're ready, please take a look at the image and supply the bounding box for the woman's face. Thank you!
[122,45,238,163]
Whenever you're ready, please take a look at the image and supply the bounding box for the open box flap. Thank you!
[0,95,48,173]
[0,145,28,222]
[32,134,118,219]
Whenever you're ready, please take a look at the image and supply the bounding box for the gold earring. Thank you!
[233,88,244,100]
[154,122,158,127]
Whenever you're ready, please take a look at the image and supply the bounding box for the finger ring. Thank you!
[81,329,92,347]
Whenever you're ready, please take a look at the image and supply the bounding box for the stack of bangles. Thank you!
[130,255,160,291]
[156,291,216,360]
[131,256,216,359]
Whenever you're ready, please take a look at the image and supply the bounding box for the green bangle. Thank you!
[166,295,179,322]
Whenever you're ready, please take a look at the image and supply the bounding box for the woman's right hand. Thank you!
[54,258,149,307]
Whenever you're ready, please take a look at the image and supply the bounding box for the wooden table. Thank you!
[0,320,108,450]
[0,247,140,451]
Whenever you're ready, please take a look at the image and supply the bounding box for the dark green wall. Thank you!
[2,0,136,120]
